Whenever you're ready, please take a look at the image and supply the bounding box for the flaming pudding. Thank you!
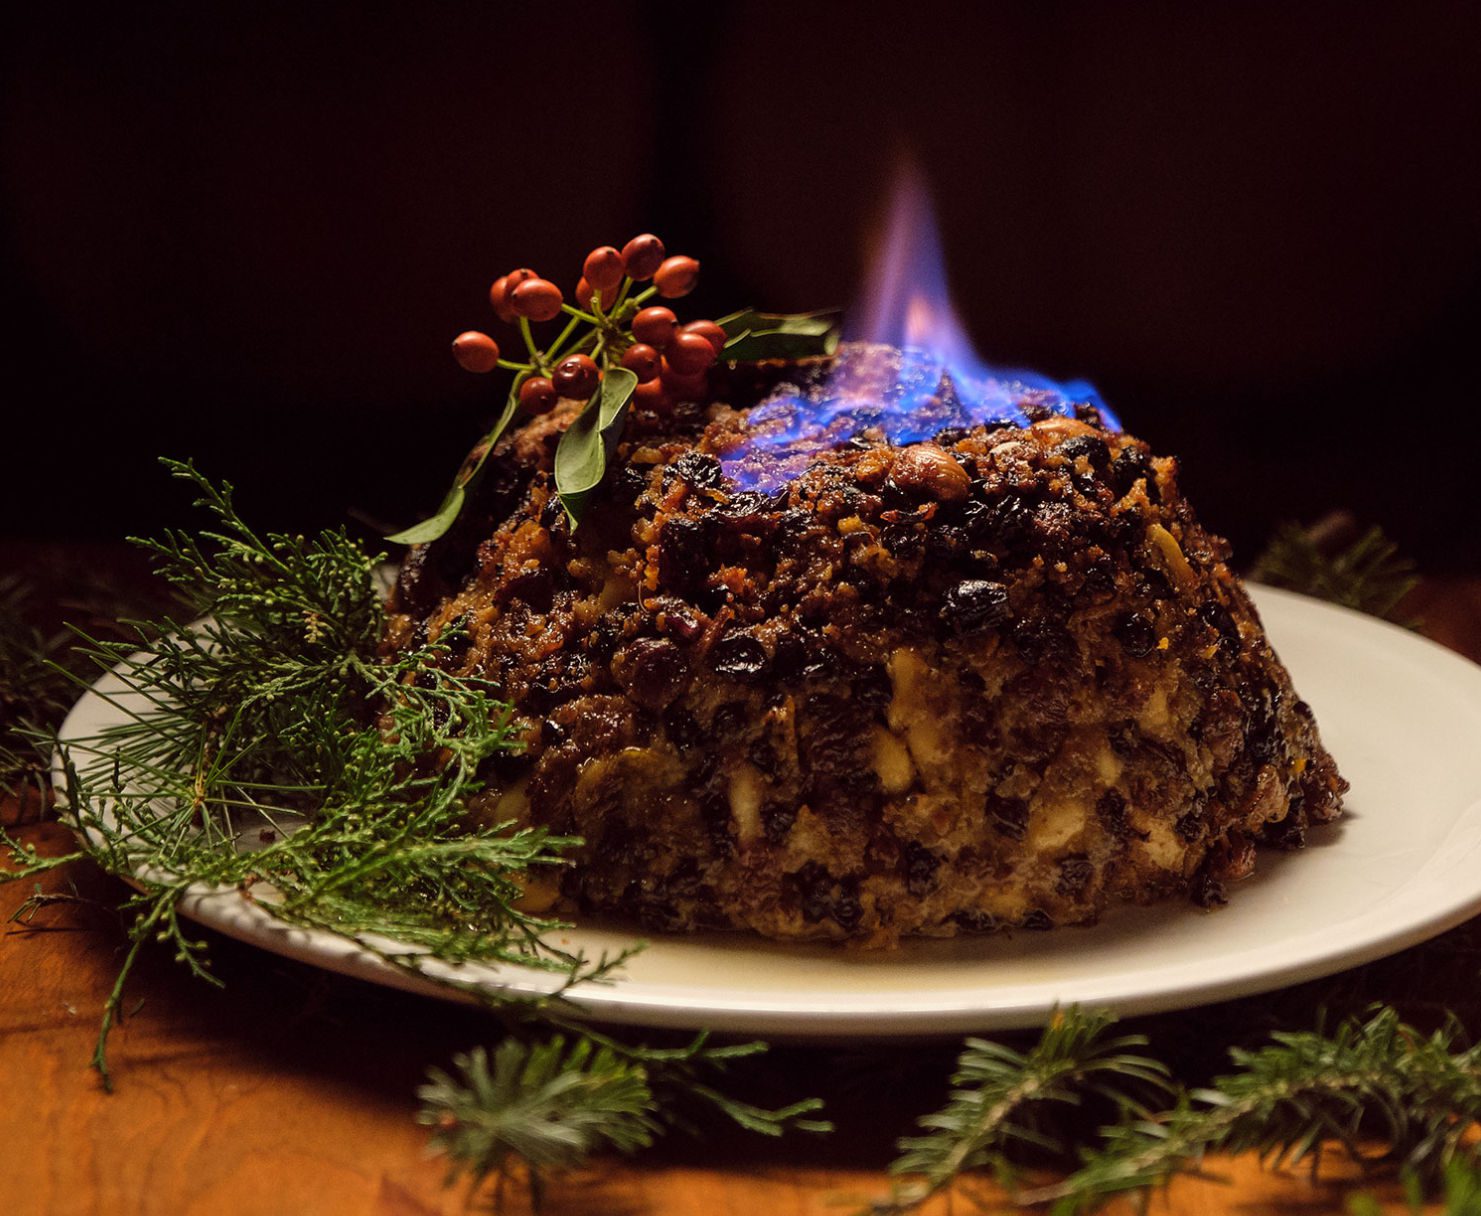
[386,340,1345,945]
[386,191,1345,945]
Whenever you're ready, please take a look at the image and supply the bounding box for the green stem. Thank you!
[92,895,172,1091]
[517,317,543,370]
[559,304,599,324]
[542,315,584,365]
[496,359,533,372]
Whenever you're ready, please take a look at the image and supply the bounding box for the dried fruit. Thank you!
[940,579,1011,633]
[451,330,500,374]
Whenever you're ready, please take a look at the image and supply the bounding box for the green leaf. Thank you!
[553,367,639,529]
[386,387,522,545]
[717,308,840,362]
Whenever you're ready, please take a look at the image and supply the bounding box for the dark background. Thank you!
[3,1,1479,567]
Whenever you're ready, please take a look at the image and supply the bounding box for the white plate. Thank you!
[56,585,1481,1037]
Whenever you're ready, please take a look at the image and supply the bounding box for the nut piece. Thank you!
[890,443,970,502]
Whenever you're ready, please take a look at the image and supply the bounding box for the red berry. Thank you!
[451,330,500,373]
[620,343,661,382]
[510,277,563,322]
[681,319,727,356]
[654,255,700,299]
[633,378,670,410]
[576,277,594,309]
[665,330,719,375]
[552,354,600,399]
[583,246,624,294]
[518,376,558,414]
[492,268,536,323]
[488,276,515,323]
[621,234,666,280]
[631,305,678,348]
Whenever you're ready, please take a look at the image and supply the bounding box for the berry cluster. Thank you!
[450,233,727,415]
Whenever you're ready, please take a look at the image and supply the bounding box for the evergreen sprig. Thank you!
[418,1028,831,1206]
[1,459,587,1084]
[418,1035,658,1204]
[1350,1158,1481,1216]
[0,574,71,803]
[1034,1006,1481,1213]
[868,1009,1169,1214]
[1251,520,1418,623]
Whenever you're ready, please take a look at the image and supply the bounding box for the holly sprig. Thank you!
[389,234,838,541]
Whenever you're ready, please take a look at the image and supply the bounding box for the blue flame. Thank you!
[721,168,1119,489]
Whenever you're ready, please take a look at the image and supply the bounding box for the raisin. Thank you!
[1110,449,1153,498]
[1190,870,1227,908]
[1012,616,1067,664]
[771,633,808,679]
[925,524,967,563]
[941,579,1011,633]
[987,792,1030,840]
[855,664,893,709]
[1056,854,1094,898]
[664,706,702,752]
[711,702,748,739]
[748,735,779,770]
[901,840,941,896]
[712,634,770,682]
[1096,787,1129,836]
[881,519,924,557]
[1115,612,1157,658]
[721,489,773,521]
[616,638,688,711]
[670,451,723,490]
[979,494,1036,547]
[612,464,650,502]
[700,791,734,857]
[657,516,711,594]
[1174,808,1206,842]
[1263,806,1307,850]
[1199,601,1241,653]
[762,802,798,844]
[792,861,832,923]
[500,567,556,612]
[833,879,864,930]
[537,496,564,529]
[1021,909,1055,930]
[1059,434,1111,471]
[1080,559,1116,603]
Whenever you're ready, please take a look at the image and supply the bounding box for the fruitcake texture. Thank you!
[385,346,1346,944]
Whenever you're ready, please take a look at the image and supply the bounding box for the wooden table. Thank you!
[4,575,1479,1216]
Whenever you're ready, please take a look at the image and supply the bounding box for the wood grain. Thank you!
[3,576,1475,1215]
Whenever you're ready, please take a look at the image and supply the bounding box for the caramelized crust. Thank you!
[385,349,1346,945]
